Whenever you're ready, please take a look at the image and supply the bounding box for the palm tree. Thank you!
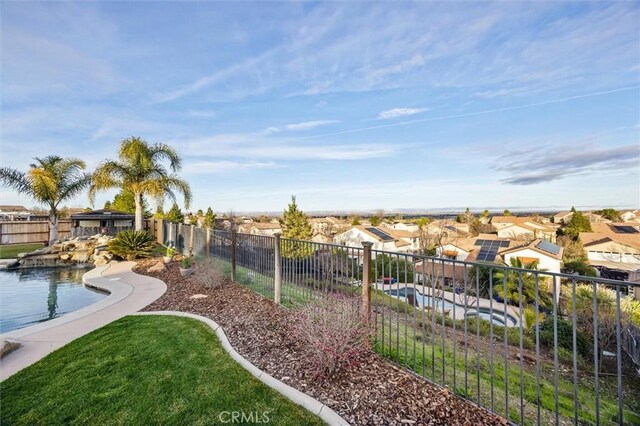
[89,137,192,231]
[494,257,552,309]
[0,156,91,244]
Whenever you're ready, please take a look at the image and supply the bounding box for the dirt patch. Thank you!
[136,259,506,426]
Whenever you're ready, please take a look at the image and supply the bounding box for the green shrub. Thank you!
[165,245,175,257]
[622,296,640,326]
[539,317,589,357]
[523,306,545,331]
[108,230,155,260]
[181,257,193,268]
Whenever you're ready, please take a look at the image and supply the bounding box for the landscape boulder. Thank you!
[16,234,117,268]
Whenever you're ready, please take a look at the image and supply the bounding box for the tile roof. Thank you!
[580,228,640,250]
[0,205,30,212]
[490,216,533,224]
[251,222,282,230]
[499,239,563,260]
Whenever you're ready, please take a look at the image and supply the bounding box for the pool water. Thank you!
[0,268,107,334]
[385,287,517,327]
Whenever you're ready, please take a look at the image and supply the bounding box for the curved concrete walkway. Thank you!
[0,261,166,381]
[134,311,350,426]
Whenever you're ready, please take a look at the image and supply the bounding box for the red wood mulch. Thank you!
[136,259,506,426]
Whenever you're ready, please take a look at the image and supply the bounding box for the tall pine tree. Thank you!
[564,211,592,240]
[203,207,216,229]
[279,196,312,257]
[165,202,184,223]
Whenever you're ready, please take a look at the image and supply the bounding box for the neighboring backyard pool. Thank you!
[0,268,107,334]
[385,286,518,327]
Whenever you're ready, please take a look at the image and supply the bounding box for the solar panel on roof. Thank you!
[612,225,639,234]
[477,248,498,262]
[536,240,561,255]
[475,239,509,249]
[365,227,394,241]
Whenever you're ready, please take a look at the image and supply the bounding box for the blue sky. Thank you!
[1,1,639,214]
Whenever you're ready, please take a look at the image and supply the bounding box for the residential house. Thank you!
[435,237,478,261]
[580,223,640,282]
[382,221,420,232]
[309,217,347,244]
[490,215,528,230]
[497,221,557,242]
[464,234,516,263]
[582,222,640,284]
[70,209,134,236]
[333,226,417,253]
[499,239,563,274]
[386,228,420,252]
[0,205,31,221]
[423,220,470,237]
[552,211,574,225]
[584,212,611,224]
[244,222,282,236]
[621,210,640,223]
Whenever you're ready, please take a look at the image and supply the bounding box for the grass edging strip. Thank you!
[133,311,350,426]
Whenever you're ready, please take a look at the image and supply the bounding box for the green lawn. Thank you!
[0,315,324,426]
[0,243,44,259]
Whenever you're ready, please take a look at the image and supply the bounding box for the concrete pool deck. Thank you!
[0,261,166,381]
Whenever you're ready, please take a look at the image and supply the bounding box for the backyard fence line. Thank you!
[161,224,639,426]
[0,220,72,244]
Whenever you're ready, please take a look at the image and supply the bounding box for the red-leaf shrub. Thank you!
[291,292,372,379]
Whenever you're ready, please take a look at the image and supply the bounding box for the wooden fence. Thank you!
[0,219,159,245]
[0,220,72,244]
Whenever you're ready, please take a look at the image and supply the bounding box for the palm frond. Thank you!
[28,168,58,202]
[150,143,182,171]
[0,168,31,194]
[163,174,192,208]
[89,161,128,205]
[58,173,92,207]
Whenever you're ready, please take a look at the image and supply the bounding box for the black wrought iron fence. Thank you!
[161,226,639,425]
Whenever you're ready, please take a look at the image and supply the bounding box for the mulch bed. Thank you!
[136,258,506,426]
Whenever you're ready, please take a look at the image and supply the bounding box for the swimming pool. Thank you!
[0,267,107,334]
[384,286,518,327]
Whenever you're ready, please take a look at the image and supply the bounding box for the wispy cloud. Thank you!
[497,143,640,185]
[377,107,428,120]
[258,120,338,135]
[285,120,339,131]
[150,3,640,103]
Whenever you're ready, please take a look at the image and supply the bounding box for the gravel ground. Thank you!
[137,258,507,426]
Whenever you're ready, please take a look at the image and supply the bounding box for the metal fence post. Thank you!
[362,242,373,322]
[230,232,237,282]
[274,233,282,304]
